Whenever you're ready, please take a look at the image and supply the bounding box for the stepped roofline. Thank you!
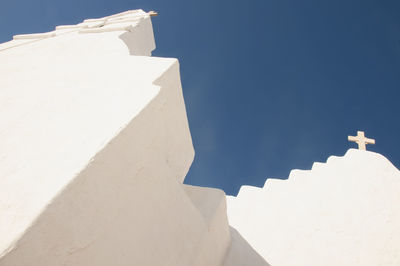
[0,9,156,54]
[232,149,400,197]
[14,10,152,40]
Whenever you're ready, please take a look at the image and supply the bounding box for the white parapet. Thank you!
[1,9,155,55]
[227,149,400,266]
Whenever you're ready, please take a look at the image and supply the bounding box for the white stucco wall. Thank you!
[227,149,400,266]
[0,10,230,266]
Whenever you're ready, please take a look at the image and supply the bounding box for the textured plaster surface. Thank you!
[0,10,230,266]
[227,149,400,266]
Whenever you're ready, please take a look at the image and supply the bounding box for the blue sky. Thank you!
[1,0,399,195]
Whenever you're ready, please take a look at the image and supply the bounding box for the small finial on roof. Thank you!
[148,11,158,17]
[348,131,375,150]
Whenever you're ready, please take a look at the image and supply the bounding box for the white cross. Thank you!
[348,131,375,150]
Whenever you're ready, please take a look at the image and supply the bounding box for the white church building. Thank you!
[0,10,399,266]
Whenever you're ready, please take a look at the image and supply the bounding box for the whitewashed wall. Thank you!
[227,149,400,266]
[0,10,231,266]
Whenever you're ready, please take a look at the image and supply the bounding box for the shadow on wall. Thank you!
[223,227,270,266]
[119,18,156,56]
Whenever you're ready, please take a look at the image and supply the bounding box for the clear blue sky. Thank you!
[1,0,399,195]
